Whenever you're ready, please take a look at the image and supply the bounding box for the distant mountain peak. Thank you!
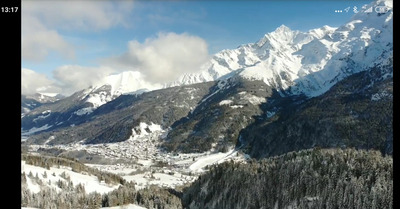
[274,24,292,33]
[92,71,161,97]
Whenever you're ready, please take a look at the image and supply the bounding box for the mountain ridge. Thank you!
[22,0,392,111]
[22,0,393,157]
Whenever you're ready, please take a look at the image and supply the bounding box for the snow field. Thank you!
[22,161,120,194]
[21,124,53,137]
[123,172,190,190]
[219,100,233,106]
[189,149,237,172]
[102,204,147,209]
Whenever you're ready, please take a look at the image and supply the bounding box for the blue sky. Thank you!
[21,0,373,95]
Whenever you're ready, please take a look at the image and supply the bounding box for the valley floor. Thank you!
[23,125,248,194]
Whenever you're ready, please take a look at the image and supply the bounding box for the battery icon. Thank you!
[375,6,388,14]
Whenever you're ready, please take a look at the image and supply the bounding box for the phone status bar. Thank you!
[334,4,390,14]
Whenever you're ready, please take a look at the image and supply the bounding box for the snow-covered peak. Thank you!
[256,25,301,48]
[39,92,59,97]
[24,92,64,103]
[275,24,291,32]
[94,71,161,96]
[92,71,161,96]
[81,71,162,109]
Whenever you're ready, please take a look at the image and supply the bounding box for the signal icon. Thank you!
[364,7,373,13]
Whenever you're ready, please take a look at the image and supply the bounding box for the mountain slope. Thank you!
[21,71,161,135]
[164,45,392,155]
[23,82,216,145]
[162,0,393,154]
[163,77,292,153]
[239,54,393,158]
[22,95,44,116]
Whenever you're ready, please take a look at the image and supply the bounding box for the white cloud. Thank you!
[22,14,75,61]
[23,33,210,95]
[23,0,134,32]
[21,68,61,95]
[22,66,117,96]
[22,0,134,61]
[52,65,116,95]
[104,32,210,83]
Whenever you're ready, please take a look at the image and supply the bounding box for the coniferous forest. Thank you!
[183,148,393,209]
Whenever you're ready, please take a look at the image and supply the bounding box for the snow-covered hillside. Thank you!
[21,160,121,195]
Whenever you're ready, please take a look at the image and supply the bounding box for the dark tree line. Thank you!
[182,148,393,209]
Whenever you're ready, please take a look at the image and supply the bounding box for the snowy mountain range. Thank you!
[172,0,392,97]
[22,0,392,156]
[81,0,391,108]
[23,0,391,114]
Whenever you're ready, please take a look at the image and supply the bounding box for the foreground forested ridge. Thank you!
[21,154,182,209]
[21,182,182,209]
[183,148,393,209]
[22,148,392,209]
